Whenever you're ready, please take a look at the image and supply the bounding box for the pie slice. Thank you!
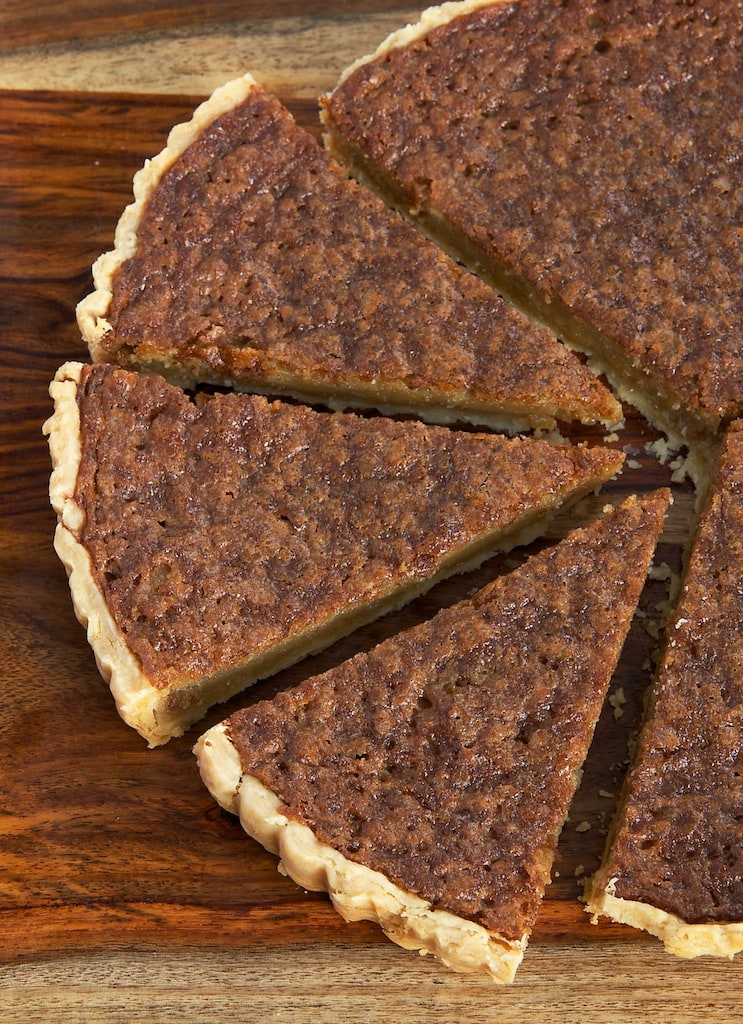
[195,490,669,983]
[586,421,743,960]
[75,72,620,435]
[321,0,741,448]
[44,360,624,747]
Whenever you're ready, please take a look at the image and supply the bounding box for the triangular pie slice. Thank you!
[75,72,620,435]
[195,490,669,983]
[586,421,743,960]
[321,0,741,448]
[44,361,624,747]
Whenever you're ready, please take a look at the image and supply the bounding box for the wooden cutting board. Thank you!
[1,39,740,1024]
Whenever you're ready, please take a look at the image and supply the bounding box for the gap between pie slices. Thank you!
[586,420,743,960]
[44,361,625,747]
[194,489,670,984]
[320,0,742,452]
[75,71,621,436]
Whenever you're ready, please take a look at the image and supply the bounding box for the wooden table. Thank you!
[1,3,740,1020]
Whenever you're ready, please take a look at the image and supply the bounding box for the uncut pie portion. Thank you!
[76,72,620,435]
[586,421,743,960]
[44,361,624,747]
[322,0,742,447]
[195,490,669,983]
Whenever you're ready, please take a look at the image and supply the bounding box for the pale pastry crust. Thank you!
[194,722,527,984]
[44,362,193,745]
[76,73,262,359]
[586,877,743,961]
[333,0,501,88]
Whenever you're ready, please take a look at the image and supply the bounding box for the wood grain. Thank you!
[3,941,741,1024]
[0,4,419,97]
[0,11,739,1018]
[0,1,416,50]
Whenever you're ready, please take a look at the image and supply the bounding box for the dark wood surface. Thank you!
[1,5,739,1020]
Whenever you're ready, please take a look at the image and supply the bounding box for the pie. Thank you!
[586,420,743,960]
[321,0,741,448]
[195,490,669,983]
[75,72,620,435]
[44,360,624,747]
